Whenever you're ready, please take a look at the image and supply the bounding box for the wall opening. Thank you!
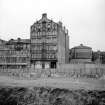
[50,62,56,68]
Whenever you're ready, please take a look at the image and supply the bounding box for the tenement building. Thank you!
[0,38,30,74]
[0,13,69,72]
[30,13,69,69]
[0,13,105,78]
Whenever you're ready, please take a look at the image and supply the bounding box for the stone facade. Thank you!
[0,38,30,74]
[0,13,70,74]
[30,13,69,69]
[70,44,92,63]
[0,14,105,78]
[70,44,105,64]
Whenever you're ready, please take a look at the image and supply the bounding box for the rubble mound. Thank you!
[0,86,105,105]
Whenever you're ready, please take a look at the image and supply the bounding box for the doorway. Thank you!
[50,62,56,68]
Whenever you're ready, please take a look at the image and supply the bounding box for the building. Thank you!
[69,44,92,63]
[0,13,105,78]
[30,13,69,69]
[0,38,30,74]
[92,51,105,64]
[0,13,69,72]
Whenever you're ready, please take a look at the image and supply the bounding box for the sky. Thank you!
[0,0,105,51]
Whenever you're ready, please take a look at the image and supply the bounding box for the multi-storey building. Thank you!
[30,13,69,69]
[92,51,105,64]
[0,13,69,72]
[0,13,105,78]
[69,44,105,64]
[69,44,92,63]
[0,38,30,74]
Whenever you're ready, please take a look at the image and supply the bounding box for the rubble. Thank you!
[0,86,105,105]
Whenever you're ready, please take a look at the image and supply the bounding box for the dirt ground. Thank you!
[0,76,104,90]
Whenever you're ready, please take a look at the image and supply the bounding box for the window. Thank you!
[42,21,46,32]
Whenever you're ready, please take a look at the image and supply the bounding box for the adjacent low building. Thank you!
[0,38,30,73]
[70,44,92,63]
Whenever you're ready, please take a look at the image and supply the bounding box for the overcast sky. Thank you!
[0,0,105,51]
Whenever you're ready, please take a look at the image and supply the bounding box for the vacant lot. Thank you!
[0,76,104,90]
[0,76,104,105]
[0,86,105,105]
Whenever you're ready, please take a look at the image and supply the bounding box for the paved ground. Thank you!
[0,76,104,90]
